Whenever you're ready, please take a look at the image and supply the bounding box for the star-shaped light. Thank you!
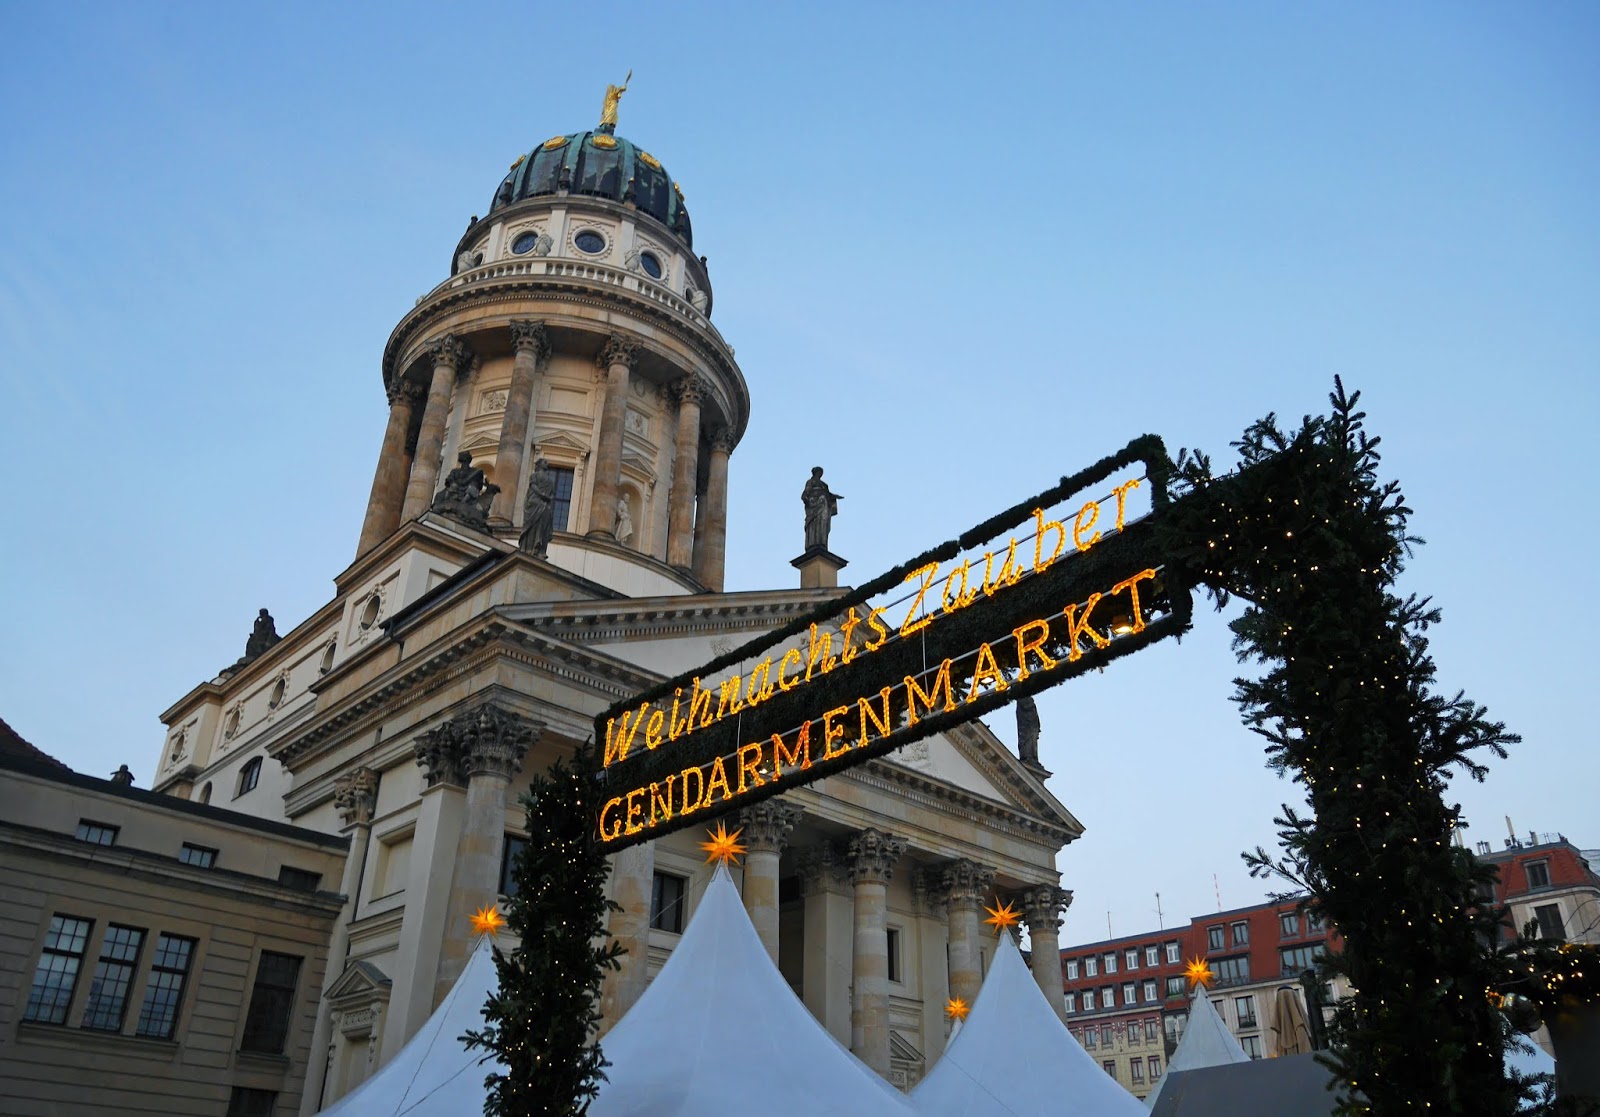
[699,822,746,866]
[983,898,1022,932]
[470,904,506,936]
[945,997,971,1022]
[1184,957,1214,989]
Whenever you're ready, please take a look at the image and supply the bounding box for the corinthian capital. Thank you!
[414,718,470,789]
[510,320,549,360]
[387,378,426,408]
[427,334,472,372]
[1021,885,1073,933]
[596,333,638,371]
[940,858,996,910]
[464,704,541,780]
[737,800,803,853]
[709,425,737,455]
[847,828,906,885]
[333,766,379,828]
[795,843,848,896]
[671,375,708,408]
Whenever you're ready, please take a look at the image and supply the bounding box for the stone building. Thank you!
[143,96,1084,1112]
[0,738,347,1117]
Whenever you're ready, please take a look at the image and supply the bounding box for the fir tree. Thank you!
[465,745,623,1117]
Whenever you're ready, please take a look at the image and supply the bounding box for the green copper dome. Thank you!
[489,127,693,248]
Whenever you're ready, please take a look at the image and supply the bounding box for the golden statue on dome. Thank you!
[599,70,632,130]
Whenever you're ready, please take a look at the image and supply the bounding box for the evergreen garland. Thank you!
[1160,379,1521,1116]
[465,745,624,1117]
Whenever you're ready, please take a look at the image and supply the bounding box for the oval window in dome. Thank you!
[639,251,663,280]
[574,230,607,255]
[511,232,539,255]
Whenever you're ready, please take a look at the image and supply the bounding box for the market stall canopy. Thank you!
[910,930,1147,1117]
[1144,983,1250,1109]
[592,864,916,1116]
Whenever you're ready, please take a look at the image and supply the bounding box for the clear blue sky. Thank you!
[2,3,1596,940]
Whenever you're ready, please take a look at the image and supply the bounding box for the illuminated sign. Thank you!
[594,436,1192,851]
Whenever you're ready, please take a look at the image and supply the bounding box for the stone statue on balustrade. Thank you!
[614,496,634,546]
[430,451,499,531]
[1015,693,1041,766]
[520,458,557,558]
[802,466,841,552]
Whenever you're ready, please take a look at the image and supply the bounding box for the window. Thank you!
[1083,1025,1096,1047]
[199,782,212,805]
[1104,953,1117,974]
[267,678,286,709]
[75,821,119,847]
[23,915,93,1024]
[1165,976,1186,997]
[1533,903,1565,942]
[1165,1012,1188,1047]
[1125,949,1139,970]
[1212,956,1251,986]
[550,466,576,533]
[278,866,322,891]
[1149,1055,1163,1080]
[1064,992,1076,1013]
[1130,1058,1145,1084]
[1526,861,1551,890]
[1164,941,1180,964]
[240,951,302,1054]
[1145,1020,1160,1042]
[227,1087,279,1117]
[1102,1024,1116,1047]
[511,231,539,255]
[1145,945,1159,967]
[650,871,687,933]
[1241,1034,1263,1059]
[639,251,663,280]
[1102,1060,1117,1078]
[1065,959,1079,980]
[319,641,337,675]
[1235,995,1258,1029]
[358,594,381,631]
[1102,987,1115,1011]
[236,757,262,797]
[1306,910,1325,933]
[1128,1020,1142,1046]
[1123,982,1137,1005]
[1082,990,1096,1011]
[574,229,607,255]
[1206,925,1224,951]
[136,934,196,1039]
[1143,980,1158,1002]
[887,928,902,983]
[1231,921,1249,947]
[82,924,146,1031]
[179,843,217,868]
[500,836,527,897]
[1085,956,1098,977]
[1281,944,1323,976]
[1280,912,1301,938]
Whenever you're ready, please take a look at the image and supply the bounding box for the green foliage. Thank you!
[1162,379,1521,1116]
[464,746,624,1117]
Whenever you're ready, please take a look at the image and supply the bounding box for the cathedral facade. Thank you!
[149,97,1081,1113]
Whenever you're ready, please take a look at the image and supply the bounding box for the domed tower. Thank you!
[354,90,746,594]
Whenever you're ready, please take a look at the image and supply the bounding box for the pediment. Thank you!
[885,720,1081,835]
[536,430,590,454]
[889,1029,923,1063]
[460,431,500,452]
[326,959,392,1004]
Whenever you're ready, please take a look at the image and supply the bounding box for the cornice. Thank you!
[943,720,1083,836]
[848,758,1077,850]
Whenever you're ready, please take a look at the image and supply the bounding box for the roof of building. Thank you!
[489,125,693,247]
[1145,984,1251,1109]
[1148,1053,1338,1117]
[0,716,70,771]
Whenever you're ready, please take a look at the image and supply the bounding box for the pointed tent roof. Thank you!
[593,864,915,1116]
[911,930,1147,1117]
[1144,983,1250,1109]
[318,936,503,1116]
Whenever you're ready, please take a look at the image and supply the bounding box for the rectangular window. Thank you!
[1145,944,1159,967]
[1231,921,1250,947]
[887,928,902,983]
[227,1087,278,1117]
[1066,958,1079,980]
[1306,911,1325,933]
[650,871,687,934]
[23,915,94,1025]
[1533,903,1565,942]
[1103,1060,1117,1078]
[277,866,322,891]
[1526,861,1551,890]
[1131,1058,1145,1084]
[1235,995,1258,1029]
[1142,980,1158,1002]
[500,836,527,897]
[240,951,302,1054]
[1206,925,1224,951]
[1102,987,1115,1011]
[551,467,576,533]
[1104,953,1117,974]
[1146,1020,1160,1041]
[1123,982,1137,1005]
[1212,956,1251,986]
[136,934,197,1039]
[1165,975,1186,997]
[1241,1034,1263,1059]
[1082,990,1096,1011]
[1085,956,1098,977]
[1281,944,1324,976]
[1165,1012,1187,1047]
[1064,992,1076,1014]
[74,821,119,847]
[81,924,146,1031]
[179,843,217,868]
[1164,941,1180,964]
[1102,1024,1116,1047]
[1280,912,1300,938]
[1083,1026,1096,1048]
[1149,1055,1163,1079]
[1125,948,1139,970]
[1128,1021,1142,1046]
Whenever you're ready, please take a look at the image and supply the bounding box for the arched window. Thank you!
[237,757,263,797]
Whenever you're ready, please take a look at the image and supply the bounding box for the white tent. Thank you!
[592,863,916,1116]
[1144,983,1250,1109]
[317,935,503,1116]
[910,929,1147,1117]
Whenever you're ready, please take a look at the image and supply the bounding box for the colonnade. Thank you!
[355,326,733,591]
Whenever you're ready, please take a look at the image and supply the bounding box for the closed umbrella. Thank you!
[1271,986,1313,1057]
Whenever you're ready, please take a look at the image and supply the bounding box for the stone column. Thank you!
[1023,885,1073,1021]
[737,800,803,962]
[599,842,654,1032]
[797,844,853,1046]
[492,320,549,524]
[693,425,734,591]
[402,336,471,521]
[941,859,995,1008]
[666,376,706,569]
[433,706,537,1002]
[848,828,906,1077]
[912,869,952,1065]
[356,381,424,558]
[586,334,636,536]
[299,767,378,1116]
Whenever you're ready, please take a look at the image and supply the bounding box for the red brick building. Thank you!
[1474,829,1600,945]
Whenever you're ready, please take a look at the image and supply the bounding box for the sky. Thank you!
[2,3,1596,945]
